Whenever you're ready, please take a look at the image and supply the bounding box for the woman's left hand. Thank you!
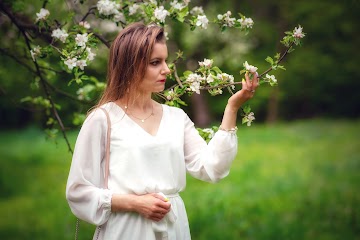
[227,72,259,111]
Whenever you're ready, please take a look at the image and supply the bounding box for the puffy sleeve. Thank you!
[66,109,113,225]
[183,113,238,183]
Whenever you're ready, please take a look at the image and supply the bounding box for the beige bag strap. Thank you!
[99,108,111,189]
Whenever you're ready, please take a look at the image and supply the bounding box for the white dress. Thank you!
[66,102,238,240]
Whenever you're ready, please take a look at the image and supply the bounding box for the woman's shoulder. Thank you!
[84,107,108,126]
[162,104,187,116]
[87,102,123,121]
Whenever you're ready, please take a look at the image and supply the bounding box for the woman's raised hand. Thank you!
[227,72,259,111]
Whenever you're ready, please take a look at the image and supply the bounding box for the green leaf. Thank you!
[277,65,286,71]
[176,6,189,22]
[242,104,251,114]
[211,66,222,74]
[265,56,274,65]
[183,70,193,78]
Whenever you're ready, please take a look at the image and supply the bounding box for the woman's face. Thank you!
[140,42,170,94]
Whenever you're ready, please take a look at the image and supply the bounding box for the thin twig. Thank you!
[0,48,35,73]
[80,6,97,22]
[93,32,111,48]
[258,42,295,78]
[172,63,183,88]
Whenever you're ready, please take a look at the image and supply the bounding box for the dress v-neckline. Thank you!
[111,101,164,138]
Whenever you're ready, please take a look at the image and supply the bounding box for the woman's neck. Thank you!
[117,94,154,111]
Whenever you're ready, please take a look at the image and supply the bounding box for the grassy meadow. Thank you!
[0,119,359,240]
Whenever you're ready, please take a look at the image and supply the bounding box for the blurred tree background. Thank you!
[0,0,359,129]
[0,0,359,239]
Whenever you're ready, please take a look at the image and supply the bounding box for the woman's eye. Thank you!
[150,61,159,66]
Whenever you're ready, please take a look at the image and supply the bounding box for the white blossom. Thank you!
[186,73,204,94]
[154,6,169,23]
[77,88,85,100]
[217,73,235,89]
[183,0,191,5]
[79,21,91,29]
[36,8,50,22]
[76,60,87,70]
[75,33,88,48]
[145,0,158,5]
[113,11,126,23]
[199,58,213,68]
[202,128,215,139]
[186,73,204,83]
[293,25,305,38]
[77,85,95,100]
[97,0,120,16]
[30,46,41,62]
[206,74,214,83]
[189,81,201,94]
[166,89,176,101]
[190,6,204,15]
[243,61,258,73]
[64,58,78,70]
[218,11,236,27]
[170,1,185,10]
[243,112,255,126]
[238,17,254,29]
[86,47,96,61]
[265,74,277,86]
[129,4,140,15]
[51,28,69,43]
[196,15,209,29]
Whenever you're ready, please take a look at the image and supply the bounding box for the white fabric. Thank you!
[66,102,238,240]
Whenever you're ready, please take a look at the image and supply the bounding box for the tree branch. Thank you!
[258,41,295,78]
[1,2,73,153]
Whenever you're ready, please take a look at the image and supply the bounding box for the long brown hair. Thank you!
[96,22,166,108]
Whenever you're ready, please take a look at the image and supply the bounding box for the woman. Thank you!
[66,22,259,240]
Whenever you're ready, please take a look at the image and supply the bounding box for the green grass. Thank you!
[0,119,359,240]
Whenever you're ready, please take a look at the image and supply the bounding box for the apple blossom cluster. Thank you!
[166,89,176,101]
[182,58,235,95]
[202,128,215,139]
[238,17,254,29]
[264,74,278,86]
[33,8,98,72]
[63,47,96,71]
[154,6,169,23]
[242,112,255,126]
[97,0,125,23]
[170,0,187,10]
[129,4,141,15]
[243,61,258,73]
[51,29,69,43]
[293,25,305,39]
[216,11,254,30]
[186,73,203,94]
[196,15,209,29]
[281,25,306,47]
[199,58,213,68]
[190,6,204,16]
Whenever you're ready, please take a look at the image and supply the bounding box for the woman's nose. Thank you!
[162,64,171,75]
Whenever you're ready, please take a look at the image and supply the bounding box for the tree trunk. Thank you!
[191,93,211,128]
[266,87,279,124]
